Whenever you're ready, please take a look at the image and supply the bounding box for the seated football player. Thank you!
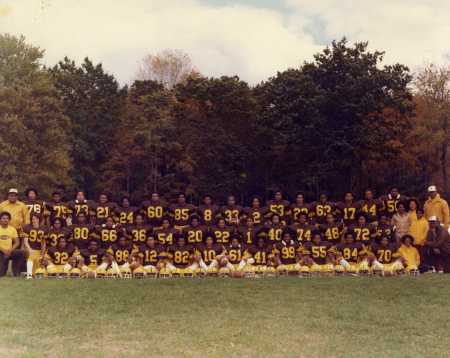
[336,231,366,274]
[220,236,250,275]
[398,234,420,273]
[43,237,75,275]
[197,235,225,274]
[246,235,276,274]
[166,236,199,276]
[183,215,208,245]
[22,214,47,278]
[369,236,403,275]
[138,236,166,275]
[105,236,134,276]
[303,231,335,273]
[273,231,301,274]
[79,239,106,276]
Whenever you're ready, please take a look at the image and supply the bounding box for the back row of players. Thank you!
[21,188,419,277]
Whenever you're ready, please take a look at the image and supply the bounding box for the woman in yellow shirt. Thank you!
[398,234,420,272]
[408,208,429,246]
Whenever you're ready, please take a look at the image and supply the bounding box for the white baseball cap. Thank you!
[8,188,18,194]
[428,185,437,192]
[428,215,438,222]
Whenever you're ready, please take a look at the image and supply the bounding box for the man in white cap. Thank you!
[424,186,449,229]
[423,216,450,272]
[0,188,30,230]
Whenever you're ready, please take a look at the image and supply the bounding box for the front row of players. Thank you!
[29,230,420,279]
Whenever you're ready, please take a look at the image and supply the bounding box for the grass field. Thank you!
[0,276,449,358]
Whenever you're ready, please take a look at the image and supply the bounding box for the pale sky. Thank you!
[1,0,449,85]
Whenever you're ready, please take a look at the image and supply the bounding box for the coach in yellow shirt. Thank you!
[0,211,25,277]
[424,186,449,229]
[0,188,30,230]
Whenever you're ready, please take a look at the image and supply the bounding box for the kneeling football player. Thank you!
[138,236,166,275]
[80,239,106,277]
[197,235,225,274]
[303,231,335,274]
[44,237,75,276]
[166,236,199,276]
[273,231,301,274]
[369,236,403,275]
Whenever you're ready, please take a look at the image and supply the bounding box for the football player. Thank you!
[290,192,311,223]
[311,193,335,224]
[114,196,137,227]
[126,213,153,249]
[336,231,367,273]
[67,190,95,224]
[197,235,225,272]
[290,213,314,242]
[183,215,208,245]
[141,192,166,227]
[273,231,301,274]
[47,218,71,248]
[246,236,276,274]
[220,195,244,226]
[197,194,219,227]
[370,236,403,275]
[303,231,335,273]
[244,196,267,226]
[96,216,122,248]
[266,190,290,220]
[70,212,97,251]
[350,214,376,244]
[169,193,196,230]
[375,214,395,243]
[266,214,284,242]
[92,192,117,225]
[380,187,408,217]
[360,189,381,224]
[222,236,250,273]
[22,214,47,278]
[79,239,106,276]
[106,236,134,274]
[154,216,177,246]
[44,237,75,275]
[319,213,344,243]
[138,236,166,274]
[237,216,258,245]
[166,236,199,275]
[46,191,69,226]
[24,188,45,223]
[335,192,362,226]
[211,217,235,245]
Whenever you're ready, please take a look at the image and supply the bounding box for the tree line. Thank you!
[0,33,448,203]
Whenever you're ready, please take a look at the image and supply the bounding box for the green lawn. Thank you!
[0,276,449,358]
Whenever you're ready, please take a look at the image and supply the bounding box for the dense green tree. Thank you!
[50,57,126,195]
[0,34,72,197]
[256,39,413,198]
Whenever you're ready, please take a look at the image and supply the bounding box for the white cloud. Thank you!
[287,0,450,71]
[1,0,449,85]
[0,0,320,84]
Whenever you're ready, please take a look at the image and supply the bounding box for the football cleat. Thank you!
[96,269,106,279]
[34,268,46,279]
[70,268,81,279]
[159,268,171,278]
[120,268,132,279]
[182,268,195,278]
[264,266,277,278]
[206,267,218,277]
[144,267,158,278]
[334,265,345,276]
[300,266,311,277]
[133,267,145,279]
[218,267,230,277]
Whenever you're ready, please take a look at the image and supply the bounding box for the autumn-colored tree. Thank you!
[414,64,450,196]
[0,34,72,197]
[136,49,197,90]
